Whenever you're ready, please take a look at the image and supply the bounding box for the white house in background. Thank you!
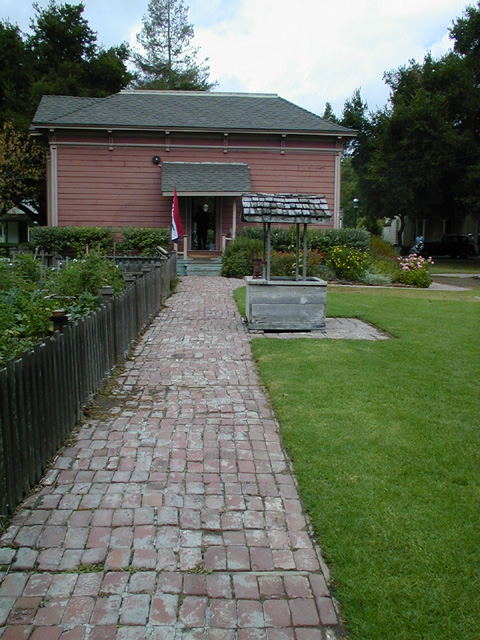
[0,207,36,244]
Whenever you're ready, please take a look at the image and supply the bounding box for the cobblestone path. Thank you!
[0,276,343,640]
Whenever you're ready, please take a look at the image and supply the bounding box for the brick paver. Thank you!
[0,276,345,639]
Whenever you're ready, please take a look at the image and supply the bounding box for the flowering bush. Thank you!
[325,246,369,281]
[396,254,433,288]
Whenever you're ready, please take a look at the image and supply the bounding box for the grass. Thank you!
[240,284,480,640]
[429,257,480,274]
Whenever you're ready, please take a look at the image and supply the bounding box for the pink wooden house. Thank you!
[31,90,355,254]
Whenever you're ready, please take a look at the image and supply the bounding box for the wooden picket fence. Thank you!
[0,253,177,519]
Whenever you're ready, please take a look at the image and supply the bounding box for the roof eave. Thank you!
[163,190,248,196]
[31,123,357,138]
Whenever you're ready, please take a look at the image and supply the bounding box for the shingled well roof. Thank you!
[242,193,331,224]
[32,90,356,135]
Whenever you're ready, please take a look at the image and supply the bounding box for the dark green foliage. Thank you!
[29,226,172,256]
[29,226,115,255]
[307,228,370,252]
[0,251,125,366]
[0,23,32,130]
[369,234,397,258]
[117,227,170,255]
[26,1,132,104]
[236,226,292,251]
[0,122,45,218]
[221,249,255,279]
[328,4,480,240]
[53,251,125,299]
[0,2,132,130]
[221,236,263,278]
[222,228,371,279]
[325,246,369,281]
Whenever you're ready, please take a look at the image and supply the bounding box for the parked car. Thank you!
[421,235,477,258]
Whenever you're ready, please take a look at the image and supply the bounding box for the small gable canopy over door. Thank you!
[161,162,252,196]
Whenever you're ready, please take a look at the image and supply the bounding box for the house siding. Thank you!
[49,130,339,232]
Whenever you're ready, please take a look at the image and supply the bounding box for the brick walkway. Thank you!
[0,276,345,640]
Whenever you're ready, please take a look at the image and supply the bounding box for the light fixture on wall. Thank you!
[152,156,160,165]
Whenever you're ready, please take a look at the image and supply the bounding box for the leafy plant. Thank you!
[222,236,263,278]
[326,246,369,280]
[53,252,125,298]
[0,121,45,214]
[370,235,397,258]
[361,270,393,286]
[0,252,126,366]
[117,227,170,255]
[308,227,370,253]
[397,254,433,288]
[29,226,115,255]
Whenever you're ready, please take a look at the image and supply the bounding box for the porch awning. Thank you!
[162,162,252,196]
[242,193,331,224]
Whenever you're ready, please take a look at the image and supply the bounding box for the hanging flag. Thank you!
[171,186,183,244]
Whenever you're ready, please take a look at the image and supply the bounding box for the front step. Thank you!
[177,257,223,276]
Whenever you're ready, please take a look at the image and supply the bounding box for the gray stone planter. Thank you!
[245,276,327,331]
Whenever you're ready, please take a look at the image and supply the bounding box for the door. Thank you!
[190,197,216,250]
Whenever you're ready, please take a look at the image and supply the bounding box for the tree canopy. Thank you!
[0,1,132,130]
[133,0,215,90]
[0,122,45,218]
[335,2,480,242]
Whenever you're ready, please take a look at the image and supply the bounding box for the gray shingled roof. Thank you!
[32,91,356,135]
[162,162,252,195]
[242,193,331,224]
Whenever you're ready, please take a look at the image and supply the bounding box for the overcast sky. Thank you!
[1,0,472,117]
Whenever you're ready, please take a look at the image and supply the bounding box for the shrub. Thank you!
[396,254,433,288]
[361,270,393,286]
[369,256,401,281]
[223,236,263,258]
[222,237,263,278]
[236,227,264,242]
[221,250,254,278]
[308,227,370,253]
[326,246,369,281]
[53,252,125,299]
[30,226,115,255]
[269,251,295,277]
[370,235,397,258]
[0,252,127,365]
[237,226,293,251]
[117,227,170,255]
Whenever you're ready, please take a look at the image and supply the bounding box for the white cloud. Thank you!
[2,0,471,117]
[190,0,470,116]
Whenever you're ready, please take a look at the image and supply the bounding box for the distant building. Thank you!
[0,207,36,244]
[31,90,356,253]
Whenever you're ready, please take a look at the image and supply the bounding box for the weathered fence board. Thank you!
[0,255,175,518]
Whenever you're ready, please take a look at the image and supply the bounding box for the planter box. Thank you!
[245,276,327,331]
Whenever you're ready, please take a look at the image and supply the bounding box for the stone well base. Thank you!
[245,276,327,331]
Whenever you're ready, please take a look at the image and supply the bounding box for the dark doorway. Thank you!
[191,197,216,250]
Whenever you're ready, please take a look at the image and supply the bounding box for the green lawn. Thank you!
[429,257,480,274]
[241,285,480,640]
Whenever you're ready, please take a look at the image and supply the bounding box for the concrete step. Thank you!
[177,258,223,276]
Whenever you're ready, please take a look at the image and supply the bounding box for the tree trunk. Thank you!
[397,215,406,249]
[167,0,172,88]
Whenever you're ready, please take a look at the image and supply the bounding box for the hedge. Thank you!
[29,226,171,256]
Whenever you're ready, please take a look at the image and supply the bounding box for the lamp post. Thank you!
[353,197,359,228]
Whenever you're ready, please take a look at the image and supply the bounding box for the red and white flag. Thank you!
[171,186,183,243]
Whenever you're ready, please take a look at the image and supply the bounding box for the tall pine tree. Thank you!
[133,0,215,90]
